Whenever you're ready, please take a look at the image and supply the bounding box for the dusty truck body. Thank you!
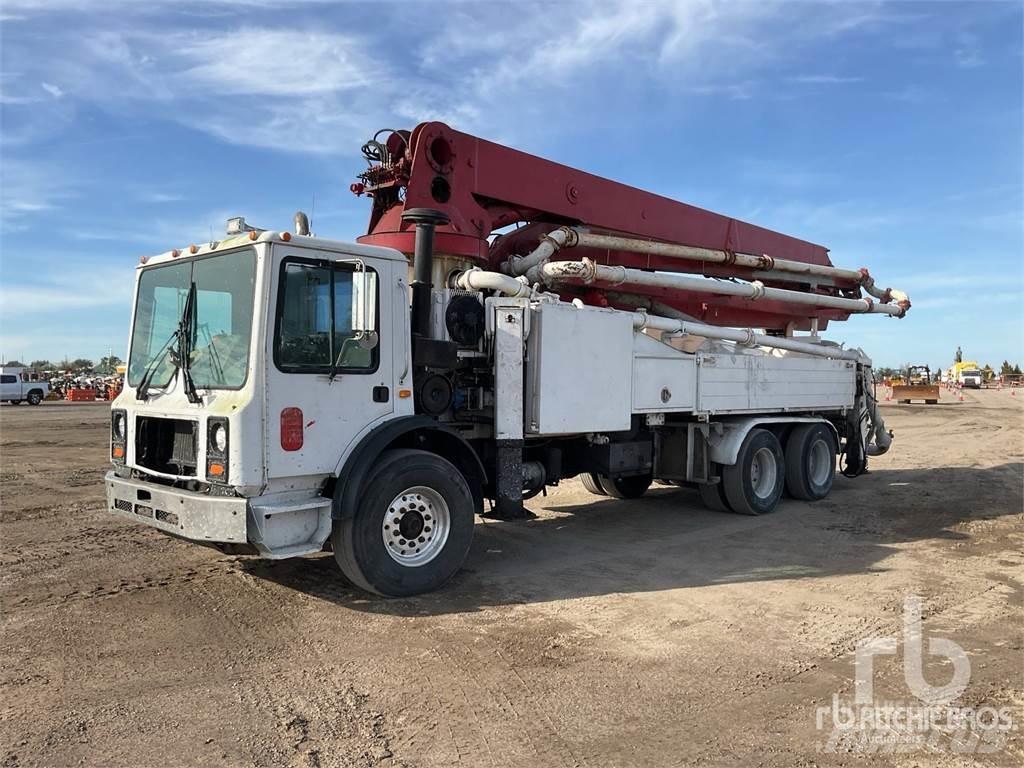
[106,123,909,596]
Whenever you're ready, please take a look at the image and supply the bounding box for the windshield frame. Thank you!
[127,246,258,393]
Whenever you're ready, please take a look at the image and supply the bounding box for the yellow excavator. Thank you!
[892,365,940,404]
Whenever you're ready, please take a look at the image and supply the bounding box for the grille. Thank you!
[134,504,154,518]
[154,509,179,526]
[135,416,198,476]
[114,499,133,512]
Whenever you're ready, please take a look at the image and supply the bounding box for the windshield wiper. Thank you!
[135,330,180,401]
[178,282,202,404]
[135,282,201,403]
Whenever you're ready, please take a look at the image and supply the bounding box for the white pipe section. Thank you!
[507,226,911,313]
[540,259,907,317]
[631,311,863,361]
[453,268,532,298]
[504,227,575,275]
[571,231,865,284]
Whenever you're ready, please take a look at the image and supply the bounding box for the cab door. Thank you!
[264,247,395,486]
[0,374,18,399]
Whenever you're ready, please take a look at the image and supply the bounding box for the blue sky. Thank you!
[1,0,1021,370]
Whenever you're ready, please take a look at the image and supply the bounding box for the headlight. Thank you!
[211,423,227,453]
[113,412,126,440]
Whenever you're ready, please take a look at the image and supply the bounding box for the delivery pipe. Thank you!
[631,311,863,361]
[539,259,908,318]
[509,227,911,313]
[452,267,532,298]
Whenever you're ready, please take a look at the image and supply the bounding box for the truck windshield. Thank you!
[128,248,257,390]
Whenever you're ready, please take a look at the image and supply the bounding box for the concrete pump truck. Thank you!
[106,123,909,596]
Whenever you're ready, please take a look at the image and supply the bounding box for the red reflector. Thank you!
[280,407,303,451]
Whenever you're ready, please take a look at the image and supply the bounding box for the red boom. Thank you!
[354,122,857,330]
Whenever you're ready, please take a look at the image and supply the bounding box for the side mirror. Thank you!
[349,261,378,349]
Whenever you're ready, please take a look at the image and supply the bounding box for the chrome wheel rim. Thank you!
[382,486,450,567]
[808,438,832,486]
[749,447,777,499]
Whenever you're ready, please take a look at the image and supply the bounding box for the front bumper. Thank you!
[105,471,248,544]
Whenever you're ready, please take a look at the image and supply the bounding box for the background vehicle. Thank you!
[1,367,49,405]
[892,365,939,404]
[949,360,984,388]
[106,122,909,596]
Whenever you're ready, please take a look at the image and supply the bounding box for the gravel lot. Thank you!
[2,390,1021,767]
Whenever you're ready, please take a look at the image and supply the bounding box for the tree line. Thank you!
[2,356,124,374]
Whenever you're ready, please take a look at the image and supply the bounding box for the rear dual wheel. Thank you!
[580,473,651,499]
[722,428,786,515]
[784,423,836,501]
[700,425,836,514]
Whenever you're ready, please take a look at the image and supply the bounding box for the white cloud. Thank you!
[787,74,864,84]
[177,29,374,96]
[40,81,64,98]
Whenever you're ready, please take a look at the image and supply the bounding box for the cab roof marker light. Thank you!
[280,231,291,242]
[189,244,198,254]
[139,256,148,264]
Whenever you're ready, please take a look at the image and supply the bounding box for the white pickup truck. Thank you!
[1,368,49,405]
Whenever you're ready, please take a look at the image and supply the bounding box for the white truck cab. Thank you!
[106,227,419,563]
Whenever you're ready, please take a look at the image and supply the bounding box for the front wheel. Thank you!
[332,449,475,597]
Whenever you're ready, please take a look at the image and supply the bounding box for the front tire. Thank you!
[784,423,836,501]
[332,449,475,597]
[722,428,785,515]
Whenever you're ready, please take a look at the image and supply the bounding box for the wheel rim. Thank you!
[808,438,832,486]
[381,486,451,567]
[749,446,778,499]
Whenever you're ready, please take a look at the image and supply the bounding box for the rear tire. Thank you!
[331,449,475,597]
[27,391,42,406]
[599,474,652,499]
[785,423,836,501]
[722,428,785,515]
[580,473,607,496]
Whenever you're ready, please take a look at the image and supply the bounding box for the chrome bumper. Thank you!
[105,471,248,544]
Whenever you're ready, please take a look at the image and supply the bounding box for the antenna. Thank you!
[310,193,316,235]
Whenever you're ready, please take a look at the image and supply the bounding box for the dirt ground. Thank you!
[1,388,1021,767]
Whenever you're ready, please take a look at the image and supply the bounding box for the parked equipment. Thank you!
[948,361,983,389]
[892,365,939,404]
[106,122,910,596]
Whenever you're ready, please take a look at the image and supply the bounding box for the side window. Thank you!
[0,375,16,384]
[275,260,378,373]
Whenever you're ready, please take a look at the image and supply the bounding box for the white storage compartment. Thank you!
[696,352,856,413]
[632,334,696,412]
[526,303,634,435]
